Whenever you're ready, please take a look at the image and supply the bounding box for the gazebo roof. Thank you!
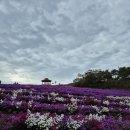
[41,78,51,82]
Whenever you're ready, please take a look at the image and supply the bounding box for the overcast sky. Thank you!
[0,0,130,84]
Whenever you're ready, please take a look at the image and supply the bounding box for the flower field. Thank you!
[0,84,130,130]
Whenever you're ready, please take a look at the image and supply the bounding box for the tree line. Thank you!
[73,67,130,90]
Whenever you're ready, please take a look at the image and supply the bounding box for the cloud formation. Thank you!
[0,0,130,84]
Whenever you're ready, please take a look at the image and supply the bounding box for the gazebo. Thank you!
[41,78,52,85]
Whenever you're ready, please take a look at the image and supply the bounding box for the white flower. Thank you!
[92,106,100,112]
[47,95,51,101]
[0,99,3,104]
[30,91,33,95]
[103,100,110,106]
[106,96,130,100]
[55,97,65,102]
[17,89,23,93]
[87,114,105,121]
[16,101,22,108]
[11,93,17,100]
[25,111,64,129]
[119,101,125,105]
[50,92,59,97]
[100,107,109,113]
[53,114,64,125]
[70,97,78,106]
[28,100,33,108]
[67,117,83,130]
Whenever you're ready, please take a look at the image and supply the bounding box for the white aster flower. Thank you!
[103,100,110,106]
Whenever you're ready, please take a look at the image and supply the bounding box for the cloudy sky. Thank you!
[0,0,130,84]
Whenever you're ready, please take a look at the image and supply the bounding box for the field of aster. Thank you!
[0,84,130,130]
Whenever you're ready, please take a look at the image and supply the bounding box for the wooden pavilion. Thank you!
[41,78,52,85]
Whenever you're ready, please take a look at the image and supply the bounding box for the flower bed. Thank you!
[0,84,130,130]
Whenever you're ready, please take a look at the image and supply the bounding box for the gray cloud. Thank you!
[0,0,130,84]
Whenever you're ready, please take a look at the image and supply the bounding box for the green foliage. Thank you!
[73,67,130,89]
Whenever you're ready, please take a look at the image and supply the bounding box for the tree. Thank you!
[118,67,130,80]
[73,67,130,90]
